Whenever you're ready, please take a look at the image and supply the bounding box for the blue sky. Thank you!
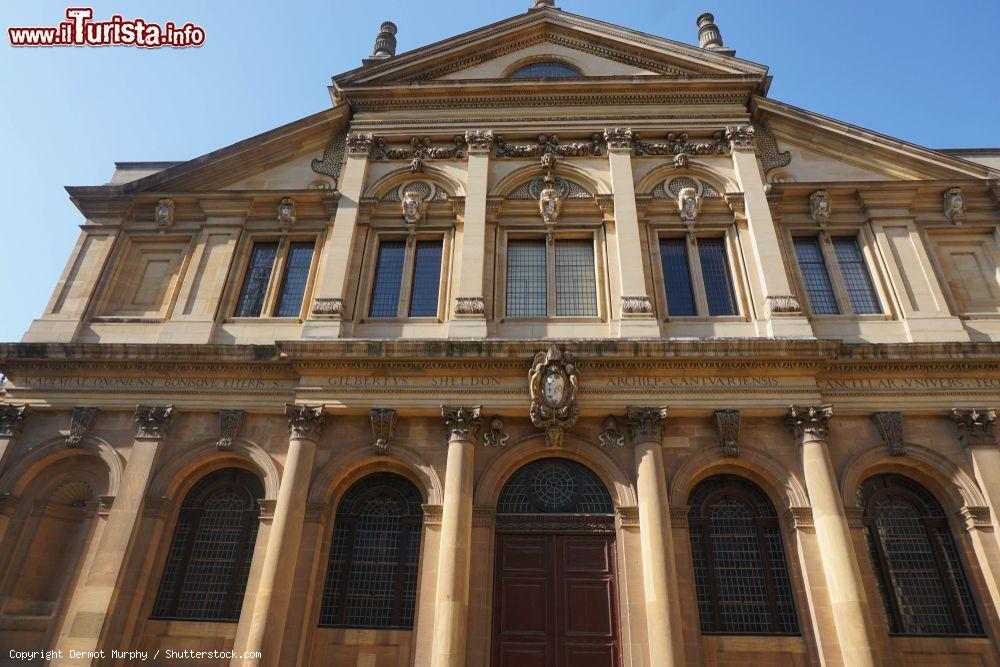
[1,0,997,343]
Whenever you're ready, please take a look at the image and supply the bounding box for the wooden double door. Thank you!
[491,531,621,667]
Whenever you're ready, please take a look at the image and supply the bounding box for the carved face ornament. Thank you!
[677,187,700,223]
[810,189,831,223]
[944,187,966,222]
[402,191,426,225]
[539,185,562,223]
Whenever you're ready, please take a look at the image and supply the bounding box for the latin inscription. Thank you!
[823,378,1000,391]
[14,376,288,391]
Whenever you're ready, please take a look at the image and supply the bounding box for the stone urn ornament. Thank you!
[529,344,580,447]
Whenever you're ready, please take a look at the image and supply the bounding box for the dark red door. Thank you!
[492,533,620,667]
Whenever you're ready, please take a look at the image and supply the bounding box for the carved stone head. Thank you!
[402,191,427,225]
[154,198,175,230]
[809,189,831,224]
[677,187,700,223]
[944,187,966,223]
[277,197,296,228]
[539,183,562,224]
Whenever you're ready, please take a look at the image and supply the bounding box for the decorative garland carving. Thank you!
[764,295,802,316]
[634,131,726,157]
[311,131,347,184]
[311,297,344,318]
[217,409,244,451]
[371,408,396,455]
[714,409,740,457]
[134,404,174,440]
[621,295,654,315]
[454,296,486,316]
[66,407,97,447]
[372,136,466,173]
[873,411,905,456]
[529,345,580,448]
[494,133,602,158]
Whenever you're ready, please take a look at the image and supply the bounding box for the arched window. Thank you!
[509,61,584,78]
[688,475,799,635]
[152,468,263,621]
[497,458,613,515]
[318,473,423,629]
[860,474,983,636]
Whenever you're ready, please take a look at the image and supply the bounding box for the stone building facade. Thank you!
[2,4,1000,666]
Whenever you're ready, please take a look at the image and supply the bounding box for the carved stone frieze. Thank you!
[285,403,326,440]
[621,295,654,315]
[311,131,347,184]
[603,127,636,153]
[277,198,296,228]
[598,415,625,449]
[0,404,30,438]
[372,135,466,163]
[809,189,832,225]
[217,409,245,451]
[494,133,601,158]
[951,408,997,447]
[529,345,580,448]
[465,129,495,154]
[873,411,905,456]
[442,405,483,442]
[634,130,726,157]
[714,409,741,458]
[371,408,396,455]
[785,405,833,442]
[764,295,802,316]
[346,132,374,156]
[943,187,967,223]
[725,125,756,151]
[483,416,510,448]
[625,406,669,444]
[311,297,344,318]
[134,405,174,440]
[66,407,97,447]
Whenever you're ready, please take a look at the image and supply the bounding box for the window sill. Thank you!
[808,314,892,322]
[91,316,166,324]
[223,317,304,324]
[662,316,747,323]
[960,312,1000,321]
[499,317,605,324]
[359,317,443,324]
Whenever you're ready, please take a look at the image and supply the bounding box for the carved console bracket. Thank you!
[873,411,905,456]
[714,409,741,458]
[218,409,245,450]
[371,408,397,455]
[66,407,97,447]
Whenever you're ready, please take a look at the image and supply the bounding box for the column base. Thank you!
[300,319,343,339]
[761,315,815,339]
[616,317,660,338]
[448,319,488,338]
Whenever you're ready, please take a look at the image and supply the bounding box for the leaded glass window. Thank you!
[152,468,263,622]
[509,61,584,78]
[497,458,613,515]
[688,475,799,635]
[319,473,423,629]
[234,239,317,318]
[367,238,445,319]
[235,243,278,317]
[409,241,443,317]
[660,238,696,316]
[698,237,737,316]
[506,239,548,317]
[833,237,881,314]
[860,474,982,636]
[275,242,314,317]
[506,237,601,318]
[793,237,839,315]
[369,241,406,318]
[555,240,598,316]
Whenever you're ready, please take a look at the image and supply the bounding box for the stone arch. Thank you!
[501,55,587,78]
[0,435,122,499]
[474,432,636,509]
[491,162,609,199]
[635,159,736,197]
[309,445,444,509]
[146,438,281,503]
[669,445,809,511]
[840,443,987,513]
[364,165,465,200]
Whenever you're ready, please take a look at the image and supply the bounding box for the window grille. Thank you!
[698,237,737,316]
[509,61,583,78]
[687,475,799,635]
[369,241,406,318]
[319,473,423,629]
[235,243,278,317]
[555,240,598,316]
[497,459,613,515]
[832,237,881,314]
[793,237,839,315]
[506,239,547,317]
[274,242,314,317]
[408,241,442,317]
[660,238,696,316]
[860,474,983,636]
[152,468,263,622]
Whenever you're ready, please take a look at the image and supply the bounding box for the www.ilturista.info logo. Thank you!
[8,8,205,48]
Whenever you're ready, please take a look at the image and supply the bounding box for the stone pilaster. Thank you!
[786,405,878,667]
[302,131,373,339]
[451,131,493,338]
[626,406,685,666]
[235,404,325,667]
[0,404,29,474]
[953,409,1000,533]
[431,406,481,667]
[52,405,174,666]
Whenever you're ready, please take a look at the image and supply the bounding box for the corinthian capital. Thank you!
[285,403,326,440]
[625,406,669,444]
[346,131,374,156]
[464,129,494,154]
[951,408,998,447]
[134,405,174,440]
[0,404,30,438]
[785,405,833,442]
[725,125,756,152]
[603,127,636,153]
[442,405,482,442]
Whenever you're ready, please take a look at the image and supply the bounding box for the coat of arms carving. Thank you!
[529,345,580,447]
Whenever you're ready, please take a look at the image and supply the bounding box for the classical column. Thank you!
[727,125,812,338]
[236,404,325,667]
[431,406,481,667]
[0,404,29,475]
[52,405,174,665]
[787,405,878,667]
[450,131,493,337]
[626,406,685,666]
[302,131,373,339]
[604,128,659,337]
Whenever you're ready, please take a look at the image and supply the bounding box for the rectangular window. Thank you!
[697,237,737,316]
[369,241,406,318]
[793,237,840,315]
[408,241,443,317]
[555,240,598,316]
[660,238,696,316]
[832,237,881,314]
[274,242,315,317]
[506,239,547,317]
[235,242,279,317]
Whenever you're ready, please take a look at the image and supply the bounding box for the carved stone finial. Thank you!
[529,346,580,447]
[402,190,427,225]
[371,408,396,455]
[725,125,756,151]
[603,128,636,153]
[369,21,397,59]
[809,190,832,225]
[677,186,701,225]
[873,411,905,456]
[134,405,174,440]
[531,0,556,9]
[346,132,374,156]
[539,178,563,224]
[66,407,97,447]
[714,409,741,458]
[284,404,326,440]
[785,405,833,442]
[483,416,510,448]
[218,409,245,451]
[598,415,625,449]
[625,407,669,444]
[154,198,175,230]
[697,13,726,51]
[943,187,967,223]
[0,404,30,438]
[951,408,998,447]
[442,406,483,443]
[465,129,495,154]
[277,198,296,229]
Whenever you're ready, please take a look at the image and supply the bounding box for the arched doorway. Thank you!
[492,458,620,667]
